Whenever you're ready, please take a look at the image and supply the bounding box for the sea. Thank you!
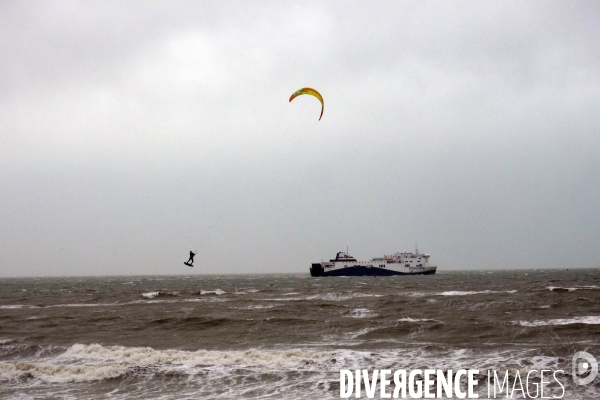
[1,269,599,399]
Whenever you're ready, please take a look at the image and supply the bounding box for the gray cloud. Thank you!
[1,1,599,276]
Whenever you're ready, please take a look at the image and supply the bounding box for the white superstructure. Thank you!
[310,246,437,277]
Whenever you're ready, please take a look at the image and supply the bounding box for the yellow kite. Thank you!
[289,87,324,120]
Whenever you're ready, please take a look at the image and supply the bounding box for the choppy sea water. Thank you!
[1,269,599,399]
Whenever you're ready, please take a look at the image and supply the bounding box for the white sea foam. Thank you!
[1,302,122,309]
[0,344,591,399]
[397,317,444,324]
[60,343,334,367]
[265,293,383,302]
[346,308,378,318]
[233,304,276,310]
[200,289,226,295]
[437,290,517,296]
[0,360,126,383]
[141,291,160,299]
[0,344,338,384]
[438,291,484,296]
[547,286,600,292]
[516,316,600,327]
[344,327,379,339]
[52,303,118,308]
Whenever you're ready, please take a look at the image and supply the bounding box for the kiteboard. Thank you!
[184,262,194,267]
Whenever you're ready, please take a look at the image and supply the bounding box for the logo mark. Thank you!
[572,351,598,385]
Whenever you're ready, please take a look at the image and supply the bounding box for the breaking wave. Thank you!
[0,360,126,383]
[140,291,179,299]
[232,304,276,310]
[546,286,600,292]
[265,293,383,302]
[346,308,378,318]
[516,316,600,327]
[198,289,226,295]
[437,290,517,296]
[397,317,444,324]
[0,343,335,384]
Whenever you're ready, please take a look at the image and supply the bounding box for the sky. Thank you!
[1,1,599,276]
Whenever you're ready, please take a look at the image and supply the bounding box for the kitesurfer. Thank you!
[187,251,196,265]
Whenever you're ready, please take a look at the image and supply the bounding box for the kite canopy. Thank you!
[289,87,324,120]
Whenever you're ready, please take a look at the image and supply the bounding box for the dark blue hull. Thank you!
[310,264,436,277]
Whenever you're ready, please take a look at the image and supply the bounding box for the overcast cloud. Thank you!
[1,1,599,276]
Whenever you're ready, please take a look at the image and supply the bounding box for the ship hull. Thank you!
[310,263,436,277]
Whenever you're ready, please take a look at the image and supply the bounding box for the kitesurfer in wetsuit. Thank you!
[187,251,196,265]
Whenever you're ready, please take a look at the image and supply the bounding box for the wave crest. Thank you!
[516,316,600,327]
[0,343,336,384]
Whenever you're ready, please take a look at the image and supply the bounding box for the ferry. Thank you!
[310,246,437,277]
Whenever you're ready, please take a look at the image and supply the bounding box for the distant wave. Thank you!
[198,289,226,295]
[231,304,276,310]
[437,290,517,296]
[516,316,600,327]
[397,317,444,324]
[345,308,379,318]
[140,291,180,299]
[546,286,600,292]
[265,293,383,302]
[407,290,517,297]
[1,303,118,309]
